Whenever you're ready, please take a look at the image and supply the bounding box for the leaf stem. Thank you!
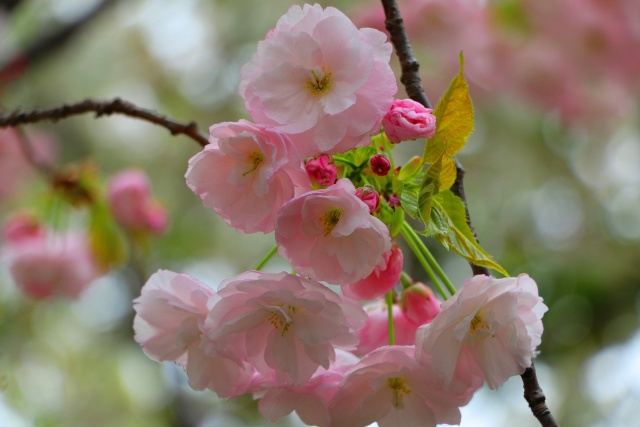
[404,225,457,295]
[386,291,395,345]
[254,245,278,271]
[400,221,448,300]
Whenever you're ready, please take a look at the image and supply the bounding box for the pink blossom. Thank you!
[370,153,391,176]
[305,154,337,186]
[255,349,359,427]
[275,179,391,285]
[401,282,442,325]
[342,244,403,301]
[6,230,100,300]
[204,271,367,385]
[133,270,256,396]
[2,213,45,245]
[355,186,380,213]
[239,4,397,156]
[0,128,32,201]
[186,120,310,234]
[383,99,436,143]
[415,274,548,390]
[330,346,475,427]
[107,169,168,234]
[354,300,419,356]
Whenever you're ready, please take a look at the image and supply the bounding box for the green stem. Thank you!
[400,271,413,289]
[418,235,457,295]
[386,291,395,345]
[332,155,359,170]
[400,222,448,300]
[255,245,278,271]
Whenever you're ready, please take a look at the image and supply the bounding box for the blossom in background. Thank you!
[305,154,337,186]
[107,169,168,235]
[254,349,360,427]
[204,271,367,385]
[133,270,256,396]
[330,346,477,427]
[415,274,547,389]
[383,99,437,143]
[239,4,397,156]
[4,223,100,300]
[186,120,309,234]
[275,179,391,285]
[342,244,403,301]
[353,301,421,356]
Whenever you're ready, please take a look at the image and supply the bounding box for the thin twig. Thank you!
[0,98,209,147]
[380,0,560,425]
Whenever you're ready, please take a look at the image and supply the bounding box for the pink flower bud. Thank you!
[382,99,436,144]
[355,186,380,213]
[342,244,403,301]
[305,154,337,186]
[107,169,168,235]
[370,154,391,176]
[3,214,44,245]
[401,282,441,325]
[388,193,401,210]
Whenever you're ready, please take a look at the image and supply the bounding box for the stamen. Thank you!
[242,151,264,176]
[307,67,333,96]
[387,377,411,408]
[321,208,341,236]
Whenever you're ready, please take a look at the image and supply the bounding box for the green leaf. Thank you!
[420,190,507,276]
[400,182,420,219]
[377,203,405,238]
[423,52,474,163]
[398,155,423,182]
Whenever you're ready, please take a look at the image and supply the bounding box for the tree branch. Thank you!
[0,98,209,147]
[380,0,560,425]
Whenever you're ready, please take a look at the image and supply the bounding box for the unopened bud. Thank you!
[355,186,380,213]
[370,154,391,176]
[401,282,441,325]
[305,154,337,186]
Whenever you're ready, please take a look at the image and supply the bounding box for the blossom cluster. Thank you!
[133,4,548,426]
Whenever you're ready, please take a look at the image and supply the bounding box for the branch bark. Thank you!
[0,98,209,147]
[380,0,560,425]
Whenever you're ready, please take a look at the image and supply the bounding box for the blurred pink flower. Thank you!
[330,345,475,427]
[107,169,168,235]
[275,179,391,285]
[133,270,255,396]
[401,282,441,326]
[6,229,100,300]
[383,99,436,143]
[255,349,359,427]
[342,244,403,301]
[305,154,337,186]
[186,120,309,234]
[204,271,367,385]
[2,213,45,245]
[0,129,32,201]
[239,4,397,156]
[353,300,418,356]
[415,274,547,390]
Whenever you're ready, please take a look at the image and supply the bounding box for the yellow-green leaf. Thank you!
[89,203,128,271]
[424,52,474,163]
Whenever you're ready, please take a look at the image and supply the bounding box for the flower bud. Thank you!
[370,154,391,176]
[383,99,436,144]
[388,193,401,210]
[305,154,337,186]
[3,213,44,245]
[355,186,380,213]
[401,282,442,325]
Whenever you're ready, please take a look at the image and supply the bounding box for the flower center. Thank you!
[306,67,333,96]
[267,305,296,336]
[387,377,411,408]
[321,208,341,236]
[242,151,264,176]
[469,312,489,334]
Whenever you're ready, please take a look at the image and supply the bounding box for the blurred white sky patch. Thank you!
[0,395,29,427]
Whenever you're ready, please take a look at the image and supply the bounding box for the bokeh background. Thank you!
[1,0,639,426]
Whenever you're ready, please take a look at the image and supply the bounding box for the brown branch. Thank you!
[380,0,560,426]
[0,98,209,147]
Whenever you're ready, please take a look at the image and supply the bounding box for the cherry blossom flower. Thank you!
[185,120,309,234]
[275,178,391,285]
[239,4,397,156]
[415,274,548,390]
[254,349,359,427]
[6,229,100,300]
[305,154,337,186]
[330,345,476,427]
[204,271,367,385]
[383,99,437,143]
[354,300,419,356]
[342,244,403,301]
[133,270,256,396]
[401,282,442,325]
[107,169,168,235]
